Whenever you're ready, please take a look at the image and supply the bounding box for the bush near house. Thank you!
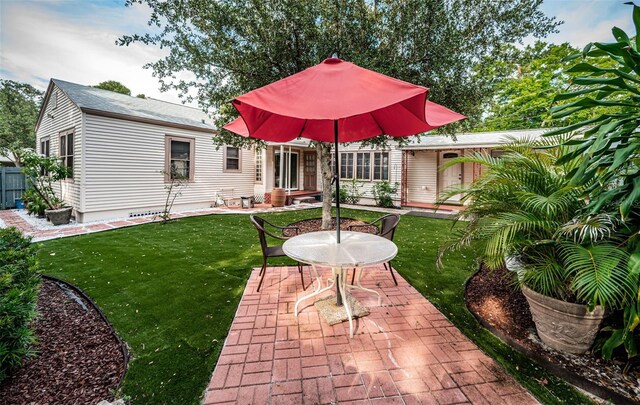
[372,181,398,208]
[0,227,41,382]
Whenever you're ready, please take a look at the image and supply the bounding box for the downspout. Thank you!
[279,145,284,189]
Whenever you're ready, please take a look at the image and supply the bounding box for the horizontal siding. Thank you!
[35,86,83,211]
[262,143,401,202]
[333,143,402,202]
[83,114,254,214]
[406,150,438,203]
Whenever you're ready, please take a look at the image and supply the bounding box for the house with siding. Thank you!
[329,128,544,207]
[35,79,254,222]
[35,78,544,222]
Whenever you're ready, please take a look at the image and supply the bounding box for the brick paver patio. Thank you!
[204,265,538,405]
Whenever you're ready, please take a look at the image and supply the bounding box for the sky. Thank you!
[0,0,634,107]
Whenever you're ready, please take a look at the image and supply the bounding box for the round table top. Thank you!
[282,231,398,268]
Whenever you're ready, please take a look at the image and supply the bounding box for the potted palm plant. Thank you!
[20,150,73,225]
[439,139,635,354]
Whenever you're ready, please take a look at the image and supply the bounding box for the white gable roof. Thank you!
[401,128,548,150]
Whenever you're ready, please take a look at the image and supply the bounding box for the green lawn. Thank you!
[37,208,591,404]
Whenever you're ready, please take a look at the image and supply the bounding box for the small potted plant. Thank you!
[20,150,73,225]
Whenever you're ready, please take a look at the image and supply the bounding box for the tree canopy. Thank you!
[474,41,616,132]
[93,80,132,95]
[0,80,43,150]
[120,0,559,147]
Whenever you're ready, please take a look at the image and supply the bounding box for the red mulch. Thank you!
[0,279,126,405]
[283,217,377,237]
[466,264,640,403]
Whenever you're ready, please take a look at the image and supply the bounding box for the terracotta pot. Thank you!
[271,188,286,207]
[45,207,73,226]
[521,285,605,354]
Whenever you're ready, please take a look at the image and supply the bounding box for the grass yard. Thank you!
[37,208,591,404]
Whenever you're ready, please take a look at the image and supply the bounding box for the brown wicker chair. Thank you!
[250,215,305,292]
[348,214,400,285]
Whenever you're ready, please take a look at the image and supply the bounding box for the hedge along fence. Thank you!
[0,227,41,382]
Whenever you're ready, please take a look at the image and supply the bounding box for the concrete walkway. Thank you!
[204,265,538,405]
[0,204,321,242]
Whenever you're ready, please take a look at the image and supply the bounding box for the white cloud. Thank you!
[535,0,634,48]
[0,1,197,106]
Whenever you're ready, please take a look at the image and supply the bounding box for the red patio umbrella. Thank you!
[224,57,464,242]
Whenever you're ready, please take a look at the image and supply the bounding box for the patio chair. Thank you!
[348,214,401,285]
[250,215,305,292]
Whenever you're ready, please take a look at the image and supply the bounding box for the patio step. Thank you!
[292,196,318,204]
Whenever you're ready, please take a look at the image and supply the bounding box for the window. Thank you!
[255,150,262,182]
[165,136,195,181]
[224,146,241,172]
[59,130,74,178]
[274,151,299,189]
[491,149,506,159]
[356,152,371,180]
[40,137,50,157]
[51,90,57,110]
[340,152,354,179]
[373,152,389,181]
[340,151,389,181]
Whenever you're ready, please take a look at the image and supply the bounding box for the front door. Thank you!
[303,152,317,190]
[439,151,462,203]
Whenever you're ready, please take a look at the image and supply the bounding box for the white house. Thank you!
[300,128,545,208]
[35,79,254,222]
[399,128,545,207]
[35,78,545,222]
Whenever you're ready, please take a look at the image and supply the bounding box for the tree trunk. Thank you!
[316,142,333,230]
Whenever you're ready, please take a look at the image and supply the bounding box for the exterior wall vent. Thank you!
[129,210,163,218]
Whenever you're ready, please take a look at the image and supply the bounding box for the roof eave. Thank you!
[34,80,56,133]
[81,108,218,134]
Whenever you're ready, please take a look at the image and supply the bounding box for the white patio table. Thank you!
[282,230,397,338]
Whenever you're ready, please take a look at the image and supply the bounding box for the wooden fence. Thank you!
[1,167,27,209]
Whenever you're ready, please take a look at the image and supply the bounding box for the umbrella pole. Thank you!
[334,120,340,244]
[333,119,343,307]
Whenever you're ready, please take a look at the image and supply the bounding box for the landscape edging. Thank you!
[41,275,130,390]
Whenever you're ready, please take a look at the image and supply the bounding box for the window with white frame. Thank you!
[340,152,354,179]
[373,152,389,181]
[59,129,74,178]
[255,150,262,182]
[165,135,195,181]
[40,137,50,157]
[224,146,241,172]
[340,151,390,181]
[356,152,371,180]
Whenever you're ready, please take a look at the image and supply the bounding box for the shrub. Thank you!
[0,227,41,382]
[438,139,635,311]
[20,149,70,211]
[22,188,47,217]
[372,181,398,208]
[344,178,364,205]
[332,186,348,204]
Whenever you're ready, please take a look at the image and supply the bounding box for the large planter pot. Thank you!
[271,188,286,207]
[45,207,73,226]
[521,285,605,354]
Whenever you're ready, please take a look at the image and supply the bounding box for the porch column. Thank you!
[279,145,284,189]
[287,146,292,195]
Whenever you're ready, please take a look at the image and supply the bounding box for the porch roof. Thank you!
[266,139,315,148]
[400,128,548,150]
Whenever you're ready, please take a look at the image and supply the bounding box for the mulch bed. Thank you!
[283,217,377,237]
[0,278,126,405]
[466,264,640,404]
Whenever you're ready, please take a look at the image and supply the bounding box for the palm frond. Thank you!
[559,242,633,310]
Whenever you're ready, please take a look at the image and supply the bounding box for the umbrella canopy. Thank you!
[225,58,464,142]
[224,57,465,244]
